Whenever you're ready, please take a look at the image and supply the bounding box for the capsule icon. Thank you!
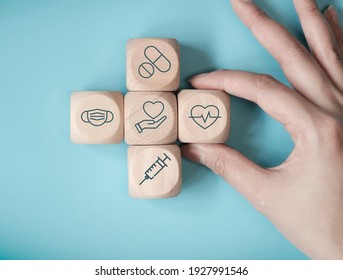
[138,62,155,78]
[137,45,172,79]
[144,46,171,73]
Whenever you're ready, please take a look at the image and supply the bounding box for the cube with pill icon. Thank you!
[125,91,177,145]
[126,38,180,91]
[128,145,182,198]
[178,89,230,143]
[70,91,124,144]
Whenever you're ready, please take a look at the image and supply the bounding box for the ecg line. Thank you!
[190,112,222,123]
[189,105,222,130]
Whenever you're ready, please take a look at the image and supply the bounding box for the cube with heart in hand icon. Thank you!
[126,38,180,91]
[70,91,124,144]
[178,89,230,143]
[124,92,177,145]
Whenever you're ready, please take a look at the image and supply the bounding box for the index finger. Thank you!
[190,70,316,132]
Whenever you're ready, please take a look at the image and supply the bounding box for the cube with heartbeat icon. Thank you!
[178,89,230,143]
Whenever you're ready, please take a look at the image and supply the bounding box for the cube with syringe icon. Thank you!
[128,145,182,198]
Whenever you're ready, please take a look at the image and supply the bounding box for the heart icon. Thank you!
[143,101,164,119]
[189,105,221,129]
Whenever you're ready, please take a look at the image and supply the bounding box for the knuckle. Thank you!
[256,74,276,88]
[205,154,227,177]
[303,4,319,16]
[281,41,310,65]
[214,69,228,82]
[249,8,268,31]
[213,69,229,88]
[323,47,343,61]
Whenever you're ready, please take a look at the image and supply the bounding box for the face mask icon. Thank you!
[81,109,114,127]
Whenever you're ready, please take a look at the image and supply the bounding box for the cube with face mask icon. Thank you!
[70,91,124,144]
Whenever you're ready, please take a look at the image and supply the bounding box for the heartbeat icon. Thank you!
[189,105,221,129]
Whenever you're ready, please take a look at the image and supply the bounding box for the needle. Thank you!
[139,177,147,186]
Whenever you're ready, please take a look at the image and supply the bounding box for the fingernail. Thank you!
[233,0,253,4]
[238,0,252,3]
[188,73,209,83]
[325,5,339,25]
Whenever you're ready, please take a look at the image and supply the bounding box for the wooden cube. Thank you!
[125,91,177,145]
[70,91,123,144]
[128,145,182,198]
[127,38,180,91]
[178,89,230,143]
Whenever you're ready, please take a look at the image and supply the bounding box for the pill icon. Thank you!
[137,45,172,79]
[144,46,171,73]
[138,62,155,78]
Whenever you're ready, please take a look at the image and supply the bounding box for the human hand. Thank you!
[182,0,343,259]
[135,115,167,133]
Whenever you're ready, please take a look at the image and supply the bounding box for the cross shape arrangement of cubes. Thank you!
[70,38,230,199]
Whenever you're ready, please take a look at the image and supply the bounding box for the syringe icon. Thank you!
[139,153,171,185]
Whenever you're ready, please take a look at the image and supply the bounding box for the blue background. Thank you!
[0,0,342,260]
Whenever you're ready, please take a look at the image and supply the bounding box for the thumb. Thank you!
[181,143,271,206]
[156,115,167,124]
